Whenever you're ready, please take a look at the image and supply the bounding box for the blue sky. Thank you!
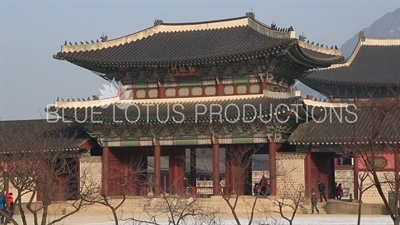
[0,0,399,120]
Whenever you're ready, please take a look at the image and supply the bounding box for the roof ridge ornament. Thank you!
[154,18,163,26]
[100,33,108,42]
[245,11,255,19]
[359,31,366,42]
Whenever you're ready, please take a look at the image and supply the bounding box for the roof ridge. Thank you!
[298,40,342,56]
[52,90,301,109]
[57,14,295,54]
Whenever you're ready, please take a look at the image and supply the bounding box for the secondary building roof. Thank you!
[53,13,344,69]
[301,33,400,95]
[0,119,92,153]
[287,105,400,145]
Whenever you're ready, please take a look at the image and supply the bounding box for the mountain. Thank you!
[341,7,400,58]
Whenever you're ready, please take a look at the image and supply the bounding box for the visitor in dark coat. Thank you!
[318,181,327,202]
[311,192,320,214]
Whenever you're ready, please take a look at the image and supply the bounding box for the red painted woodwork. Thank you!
[269,142,277,196]
[354,155,359,200]
[102,146,109,195]
[304,150,312,198]
[159,85,165,98]
[103,147,148,196]
[154,144,161,196]
[213,143,220,196]
[308,152,335,198]
[357,152,395,171]
[168,149,175,194]
[190,148,197,196]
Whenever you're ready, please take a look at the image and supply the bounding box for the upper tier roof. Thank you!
[53,13,344,68]
[301,32,400,89]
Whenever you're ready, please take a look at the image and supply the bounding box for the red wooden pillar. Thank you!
[154,143,161,196]
[353,155,359,200]
[213,142,220,196]
[169,148,176,195]
[176,147,186,195]
[269,142,277,196]
[159,83,165,98]
[395,151,399,192]
[102,144,110,196]
[190,147,197,196]
[261,82,268,91]
[304,150,312,198]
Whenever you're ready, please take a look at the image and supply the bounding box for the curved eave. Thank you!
[286,45,345,68]
[54,42,292,69]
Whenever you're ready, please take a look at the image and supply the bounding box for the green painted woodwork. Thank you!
[133,83,148,88]
[122,140,140,146]
[177,81,203,87]
[296,145,345,153]
[174,139,196,145]
[233,77,249,84]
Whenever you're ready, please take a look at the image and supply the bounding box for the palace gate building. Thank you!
[49,12,348,198]
[3,13,398,204]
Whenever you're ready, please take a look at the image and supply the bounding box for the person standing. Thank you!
[336,184,343,200]
[0,193,7,224]
[259,176,268,196]
[311,192,320,214]
[318,181,327,202]
[6,192,14,222]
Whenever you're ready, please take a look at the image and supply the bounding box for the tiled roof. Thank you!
[301,36,400,88]
[0,119,92,153]
[53,14,343,68]
[288,106,400,145]
[48,91,302,124]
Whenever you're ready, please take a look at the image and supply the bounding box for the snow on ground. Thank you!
[81,215,393,225]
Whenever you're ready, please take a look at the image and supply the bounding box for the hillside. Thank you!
[341,7,400,57]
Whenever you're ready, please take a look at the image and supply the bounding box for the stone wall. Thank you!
[335,169,354,199]
[80,156,102,193]
[359,171,394,204]
[276,153,306,197]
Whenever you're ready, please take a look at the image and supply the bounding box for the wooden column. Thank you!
[169,148,176,195]
[159,83,165,98]
[269,142,277,196]
[190,147,197,196]
[213,142,220,196]
[154,143,161,196]
[102,144,110,196]
[353,155,359,200]
[216,85,224,96]
[176,147,186,195]
[395,151,399,193]
[261,82,268,91]
[304,150,312,198]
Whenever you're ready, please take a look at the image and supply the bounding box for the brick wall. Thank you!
[276,153,306,197]
[359,171,394,204]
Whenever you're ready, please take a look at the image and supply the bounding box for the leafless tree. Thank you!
[218,144,261,225]
[0,120,95,225]
[81,157,147,225]
[344,90,400,225]
[356,172,375,225]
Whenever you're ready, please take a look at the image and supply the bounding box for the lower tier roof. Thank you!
[0,119,92,153]
[288,105,400,145]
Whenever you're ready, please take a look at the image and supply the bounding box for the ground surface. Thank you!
[13,213,393,225]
